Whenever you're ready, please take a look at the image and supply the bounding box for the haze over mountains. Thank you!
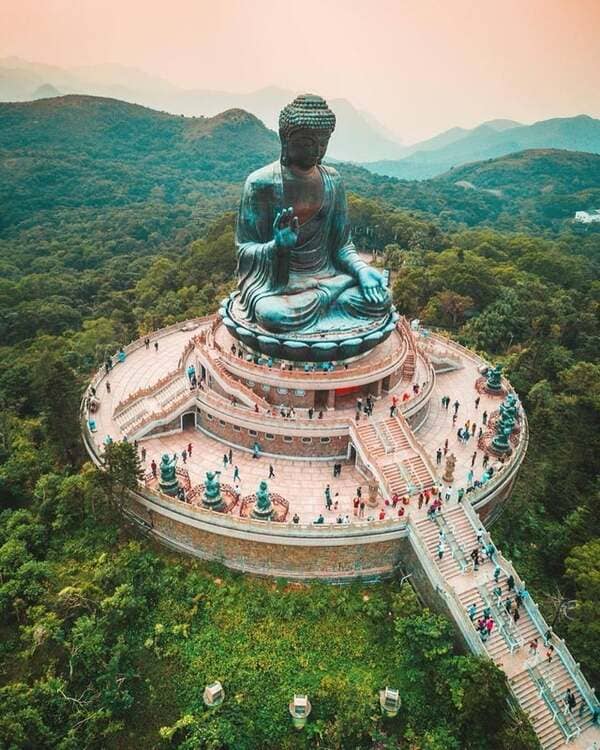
[365,115,600,180]
[0,57,405,162]
[3,56,600,177]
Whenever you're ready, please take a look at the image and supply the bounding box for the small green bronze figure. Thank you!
[486,365,503,392]
[159,453,179,496]
[202,470,225,511]
[251,479,274,520]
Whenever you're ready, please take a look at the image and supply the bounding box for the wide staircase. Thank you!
[411,501,600,750]
[353,414,436,498]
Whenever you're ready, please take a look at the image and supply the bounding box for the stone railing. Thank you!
[196,387,350,435]
[406,517,487,656]
[493,547,600,720]
[194,338,271,410]
[114,367,182,416]
[129,392,197,440]
[348,422,392,498]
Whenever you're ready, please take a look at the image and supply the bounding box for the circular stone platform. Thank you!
[82,314,527,581]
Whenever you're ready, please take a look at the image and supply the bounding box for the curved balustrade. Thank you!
[210,327,408,389]
[196,387,350,435]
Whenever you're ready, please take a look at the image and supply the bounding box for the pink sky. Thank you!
[2,0,600,141]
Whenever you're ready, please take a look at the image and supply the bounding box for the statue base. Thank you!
[251,505,275,521]
[159,478,179,497]
[203,495,226,512]
[220,293,398,362]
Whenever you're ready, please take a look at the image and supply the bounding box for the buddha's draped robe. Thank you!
[235,161,390,333]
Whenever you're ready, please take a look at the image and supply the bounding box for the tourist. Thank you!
[564,688,577,713]
[343,514,351,524]
[453,400,460,414]
[478,427,483,438]
[150,459,157,478]
[457,488,465,503]
[187,442,192,456]
[475,396,480,409]
[308,407,314,419]
[504,597,512,614]
[292,513,300,524]
[356,486,362,499]
[471,422,476,436]
[233,465,240,482]
[452,413,457,425]
[359,501,365,519]
[437,540,445,560]
[513,608,521,625]
[492,585,502,603]
[485,618,495,636]
[314,514,325,525]
[397,506,405,518]
[467,469,474,486]
[356,397,362,413]
[506,574,515,591]
[181,449,187,464]
[389,403,397,418]
[252,444,260,459]
[379,509,385,520]
[141,446,147,462]
[528,637,539,658]
[443,438,448,456]
[145,337,150,350]
[444,487,452,503]
[546,645,555,664]
[467,603,477,621]
[471,451,477,467]
[470,548,480,570]
[325,485,332,510]
[336,514,343,524]
[106,381,111,393]
[436,448,442,465]
[254,402,259,413]
[482,410,488,425]
[318,410,324,419]
[418,493,424,510]
[269,464,275,479]
[544,628,554,646]
[223,453,228,468]
[228,448,233,463]
[483,454,490,468]
[154,341,159,352]
[493,564,501,583]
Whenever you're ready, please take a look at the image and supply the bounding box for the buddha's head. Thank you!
[279,94,336,169]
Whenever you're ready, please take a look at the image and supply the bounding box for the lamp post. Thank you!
[379,687,401,717]
[289,694,311,729]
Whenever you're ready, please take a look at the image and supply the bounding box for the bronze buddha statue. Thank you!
[221,94,395,361]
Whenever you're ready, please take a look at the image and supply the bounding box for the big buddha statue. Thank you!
[220,94,396,361]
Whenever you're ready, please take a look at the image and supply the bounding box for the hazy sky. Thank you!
[2,0,600,141]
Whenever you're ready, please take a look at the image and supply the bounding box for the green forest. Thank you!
[0,96,598,749]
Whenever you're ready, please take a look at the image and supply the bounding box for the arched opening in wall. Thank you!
[382,375,391,392]
[200,364,206,381]
[181,411,196,430]
[349,444,357,463]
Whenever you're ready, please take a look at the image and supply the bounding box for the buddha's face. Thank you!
[285,128,331,169]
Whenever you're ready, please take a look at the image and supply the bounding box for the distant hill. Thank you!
[0,95,279,228]
[0,95,598,238]
[0,58,404,162]
[364,115,600,180]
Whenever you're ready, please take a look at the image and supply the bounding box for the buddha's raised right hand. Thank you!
[273,207,299,251]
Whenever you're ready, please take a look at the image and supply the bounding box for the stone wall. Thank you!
[197,409,349,458]
[126,492,405,581]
